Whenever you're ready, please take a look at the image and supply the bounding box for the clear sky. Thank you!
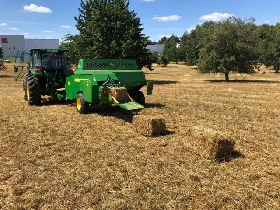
[0,0,280,42]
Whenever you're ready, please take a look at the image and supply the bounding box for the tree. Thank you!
[68,0,149,67]
[258,23,280,72]
[179,30,199,65]
[197,17,260,81]
[0,47,7,71]
[162,34,180,63]
[60,34,82,65]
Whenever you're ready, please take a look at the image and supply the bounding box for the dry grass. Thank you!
[1,63,280,209]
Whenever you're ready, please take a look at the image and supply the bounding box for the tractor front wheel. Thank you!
[76,93,89,114]
[25,74,41,105]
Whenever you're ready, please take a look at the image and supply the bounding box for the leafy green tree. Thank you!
[179,30,199,65]
[158,54,168,66]
[258,23,280,72]
[197,17,260,81]
[149,51,159,64]
[0,47,7,71]
[158,36,169,44]
[69,0,149,67]
[162,34,180,63]
[60,34,83,65]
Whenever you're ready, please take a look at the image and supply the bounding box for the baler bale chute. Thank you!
[65,58,153,113]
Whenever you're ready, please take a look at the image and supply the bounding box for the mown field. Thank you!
[1,63,280,209]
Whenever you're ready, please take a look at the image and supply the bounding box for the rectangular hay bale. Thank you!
[132,115,167,136]
[203,134,235,162]
[110,87,130,103]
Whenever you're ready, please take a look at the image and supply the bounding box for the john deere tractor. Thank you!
[17,48,73,105]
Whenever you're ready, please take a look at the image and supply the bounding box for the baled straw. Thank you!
[132,115,167,136]
[110,87,130,103]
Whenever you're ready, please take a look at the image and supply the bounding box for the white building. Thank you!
[0,35,59,57]
[146,44,164,54]
[0,35,25,57]
[24,39,59,51]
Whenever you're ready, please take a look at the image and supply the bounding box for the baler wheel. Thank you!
[134,91,145,105]
[76,93,89,114]
[25,74,41,105]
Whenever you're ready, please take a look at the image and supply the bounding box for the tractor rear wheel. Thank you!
[23,76,27,100]
[25,74,41,105]
[134,91,145,105]
[76,93,89,114]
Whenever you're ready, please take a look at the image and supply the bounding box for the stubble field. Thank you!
[0,63,280,209]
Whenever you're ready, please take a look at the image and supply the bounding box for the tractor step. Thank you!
[117,101,144,110]
[56,88,65,92]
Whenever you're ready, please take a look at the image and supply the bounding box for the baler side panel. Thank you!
[66,75,98,103]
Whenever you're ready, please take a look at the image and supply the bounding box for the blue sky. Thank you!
[0,0,280,42]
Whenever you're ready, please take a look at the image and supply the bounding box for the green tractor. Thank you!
[15,48,153,113]
[15,48,73,105]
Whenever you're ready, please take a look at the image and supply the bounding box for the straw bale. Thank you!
[110,87,130,103]
[203,134,235,162]
[132,115,167,136]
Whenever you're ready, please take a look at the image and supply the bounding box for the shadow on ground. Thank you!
[217,150,245,163]
[152,80,178,85]
[206,79,280,84]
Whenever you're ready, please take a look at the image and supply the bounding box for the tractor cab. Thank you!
[29,48,71,74]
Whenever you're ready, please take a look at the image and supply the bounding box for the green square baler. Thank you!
[65,59,153,113]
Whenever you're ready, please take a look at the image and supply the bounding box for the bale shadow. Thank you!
[217,150,245,163]
[153,80,178,85]
[206,79,280,84]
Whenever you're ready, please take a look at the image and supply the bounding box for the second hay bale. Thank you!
[197,133,236,162]
[132,115,167,136]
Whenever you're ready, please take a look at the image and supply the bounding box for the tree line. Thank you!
[152,17,280,81]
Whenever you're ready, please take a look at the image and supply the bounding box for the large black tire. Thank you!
[25,74,41,105]
[23,76,28,101]
[134,91,145,105]
[76,93,89,114]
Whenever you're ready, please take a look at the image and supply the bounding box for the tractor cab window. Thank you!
[32,52,42,69]
[42,53,67,70]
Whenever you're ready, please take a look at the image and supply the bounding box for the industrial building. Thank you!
[146,44,164,54]
[0,35,59,58]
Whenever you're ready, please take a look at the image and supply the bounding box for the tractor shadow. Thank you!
[89,103,165,122]
[152,80,178,85]
[206,79,280,84]
[41,98,74,106]
[144,102,165,109]
[91,105,135,123]
[0,74,14,78]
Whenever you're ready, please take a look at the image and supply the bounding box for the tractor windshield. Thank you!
[33,52,68,70]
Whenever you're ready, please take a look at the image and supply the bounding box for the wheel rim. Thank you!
[26,82,30,100]
[76,98,81,110]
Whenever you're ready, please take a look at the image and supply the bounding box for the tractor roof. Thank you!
[29,48,69,53]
